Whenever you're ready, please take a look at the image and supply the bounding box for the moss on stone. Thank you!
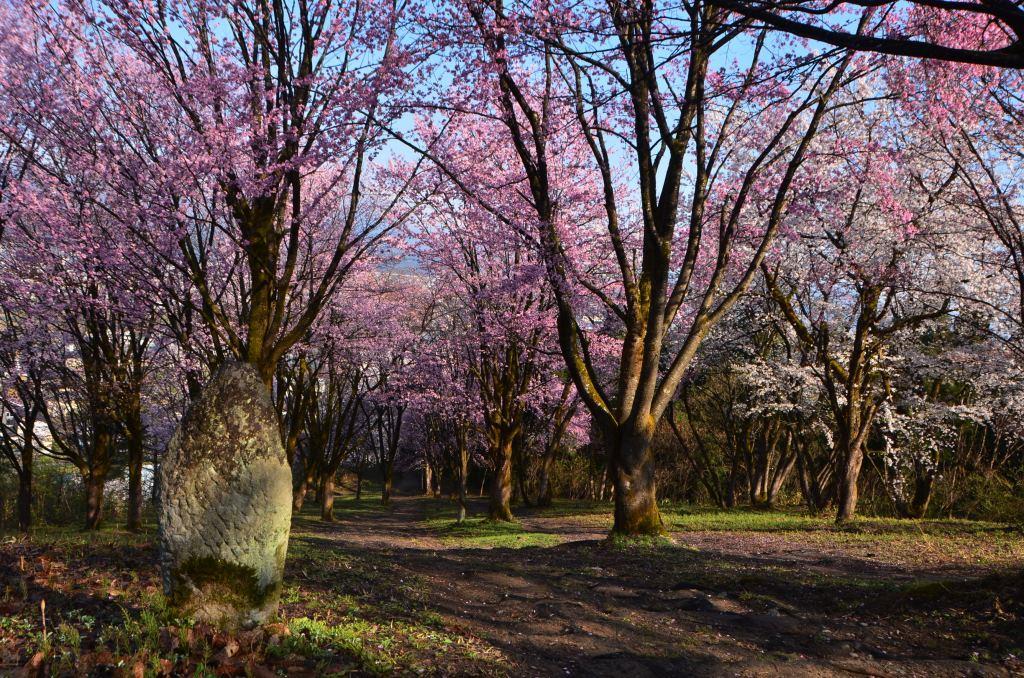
[170,555,282,624]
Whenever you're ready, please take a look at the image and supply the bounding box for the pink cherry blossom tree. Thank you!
[412,0,871,534]
[717,1,1024,68]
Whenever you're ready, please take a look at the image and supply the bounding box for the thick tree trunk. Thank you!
[908,471,934,519]
[607,420,663,536]
[898,465,934,519]
[355,471,363,500]
[423,464,433,496]
[764,447,796,508]
[83,422,115,531]
[488,438,514,522]
[84,471,106,531]
[159,362,292,629]
[293,470,314,511]
[321,474,335,521]
[836,437,864,523]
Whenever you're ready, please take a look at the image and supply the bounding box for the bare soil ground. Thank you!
[306,497,1024,677]
[2,496,1022,677]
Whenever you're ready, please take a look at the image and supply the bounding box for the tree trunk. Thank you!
[126,400,145,531]
[514,456,531,507]
[382,461,393,505]
[84,470,106,531]
[457,441,469,523]
[488,437,514,522]
[321,474,335,521]
[764,447,796,508]
[536,451,555,508]
[726,453,741,509]
[898,464,935,519]
[836,436,864,522]
[607,420,663,536]
[17,466,31,534]
[423,464,433,496]
[293,470,314,511]
[127,454,143,531]
[17,434,32,533]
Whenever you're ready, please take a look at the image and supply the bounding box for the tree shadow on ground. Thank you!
[291,495,1024,676]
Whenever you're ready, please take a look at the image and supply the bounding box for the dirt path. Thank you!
[292,497,1024,677]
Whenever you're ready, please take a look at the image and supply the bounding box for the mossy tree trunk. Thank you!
[488,434,515,522]
[606,417,664,536]
[835,439,864,523]
[834,389,876,524]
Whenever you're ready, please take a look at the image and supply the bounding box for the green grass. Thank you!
[605,532,677,550]
[0,522,157,543]
[520,499,1018,536]
[486,500,1024,568]
[424,516,564,549]
[681,509,1008,534]
[277,615,500,675]
[521,498,618,517]
[664,506,827,532]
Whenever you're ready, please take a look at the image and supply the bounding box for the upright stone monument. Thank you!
[158,361,292,628]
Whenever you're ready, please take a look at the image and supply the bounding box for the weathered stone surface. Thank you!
[158,361,292,629]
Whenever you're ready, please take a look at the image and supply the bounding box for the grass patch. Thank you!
[659,506,1024,568]
[292,492,396,522]
[606,532,676,550]
[424,517,564,549]
[525,498,617,518]
[665,506,826,532]
[278,615,502,675]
